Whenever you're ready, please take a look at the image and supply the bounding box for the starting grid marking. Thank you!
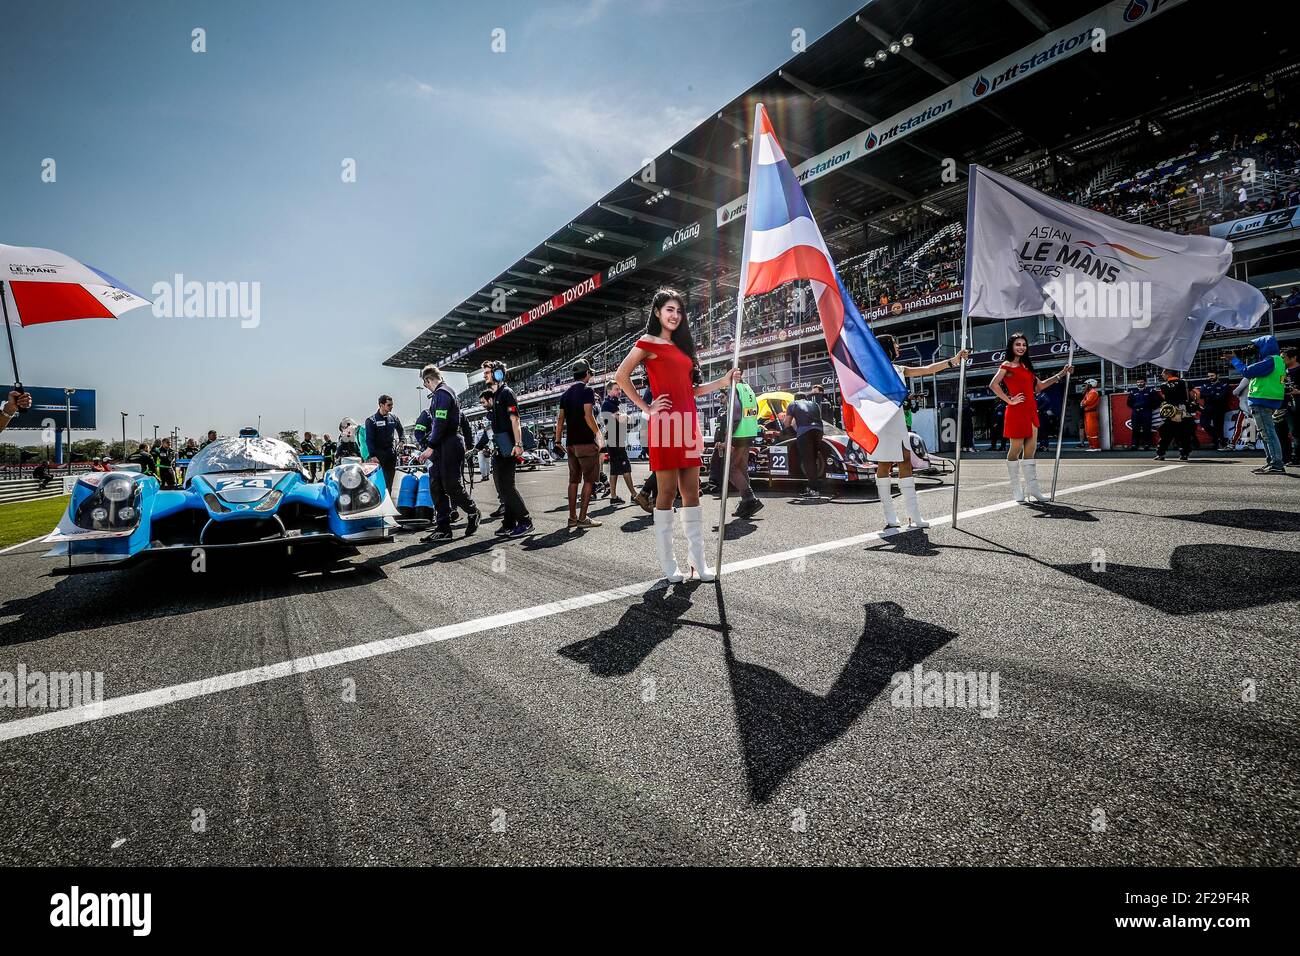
[0,464,1182,744]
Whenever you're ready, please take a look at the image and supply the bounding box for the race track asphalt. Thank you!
[1,454,1297,865]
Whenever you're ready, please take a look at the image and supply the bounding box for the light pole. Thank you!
[120,411,128,459]
[64,388,76,474]
[138,414,144,444]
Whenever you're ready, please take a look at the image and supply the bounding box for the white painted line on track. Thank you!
[0,464,1181,743]
[0,534,50,555]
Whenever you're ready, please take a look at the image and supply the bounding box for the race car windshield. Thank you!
[184,437,304,486]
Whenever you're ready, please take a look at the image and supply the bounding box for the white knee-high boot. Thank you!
[1021,459,1045,502]
[680,505,715,582]
[653,508,684,583]
[1007,459,1025,503]
[898,476,930,529]
[876,476,901,534]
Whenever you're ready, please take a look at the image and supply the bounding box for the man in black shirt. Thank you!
[1154,370,1193,462]
[418,364,480,541]
[786,392,825,498]
[555,358,604,529]
[483,361,533,537]
[365,394,405,492]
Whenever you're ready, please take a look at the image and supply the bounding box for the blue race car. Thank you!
[43,429,397,570]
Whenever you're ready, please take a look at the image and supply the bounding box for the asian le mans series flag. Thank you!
[964,164,1265,368]
[736,104,908,453]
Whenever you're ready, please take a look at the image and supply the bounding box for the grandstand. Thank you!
[385,0,1300,448]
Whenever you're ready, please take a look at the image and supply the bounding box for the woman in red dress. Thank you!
[989,333,1072,502]
[615,289,739,582]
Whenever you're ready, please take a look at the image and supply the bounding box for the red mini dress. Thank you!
[637,336,702,471]
[1000,362,1040,439]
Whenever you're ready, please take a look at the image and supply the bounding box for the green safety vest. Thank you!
[1247,354,1286,402]
[733,382,760,439]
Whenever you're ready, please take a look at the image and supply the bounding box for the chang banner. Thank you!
[717,0,1187,229]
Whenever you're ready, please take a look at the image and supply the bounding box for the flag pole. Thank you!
[950,166,978,528]
[714,102,763,580]
[1049,339,1076,501]
[1,282,21,390]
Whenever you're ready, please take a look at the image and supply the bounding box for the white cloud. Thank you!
[391,76,704,207]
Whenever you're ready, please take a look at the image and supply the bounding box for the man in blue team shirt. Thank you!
[1126,376,1157,450]
[785,391,825,499]
[1196,370,1230,450]
[417,364,480,541]
[365,394,405,492]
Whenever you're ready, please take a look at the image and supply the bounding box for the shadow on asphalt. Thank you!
[557,582,721,678]
[721,600,959,803]
[0,548,382,647]
[1053,544,1300,615]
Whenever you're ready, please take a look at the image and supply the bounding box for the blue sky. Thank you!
[1,0,863,443]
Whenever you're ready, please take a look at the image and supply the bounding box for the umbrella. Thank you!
[1,243,152,388]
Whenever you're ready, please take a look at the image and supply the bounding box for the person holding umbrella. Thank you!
[0,390,32,435]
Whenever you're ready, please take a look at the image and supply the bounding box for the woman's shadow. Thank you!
[558,583,720,677]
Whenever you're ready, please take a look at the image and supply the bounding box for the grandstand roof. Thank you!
[385,0,1296,371]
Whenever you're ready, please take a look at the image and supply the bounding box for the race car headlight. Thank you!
[101,477,133,502]
[253,490,284,512]
[337,465,365,490]
[74,481,142,532]
[336,476,383,515]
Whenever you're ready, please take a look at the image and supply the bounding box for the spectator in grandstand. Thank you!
[364,395,404,492]
[873,334,970,531]
[1153,370,1195,462]
[1197,370,1231,450]
[601,383,636,505]
[0,389,32,435]
[483,360,533,537]
[1227,337,1290,474]
[417,364,481,542]
[1127,377,1157,450]
[614,288,740,582]
[555,358,604,530]
[1286,286,1300,308]
[989,333,1073,504]
[786,391,826,500]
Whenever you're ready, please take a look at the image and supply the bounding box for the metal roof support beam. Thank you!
[598,202,685,230]
[1004,0,1053,33]
[566,223,647,248]
[543,241,621,263]
[669,148,744,183]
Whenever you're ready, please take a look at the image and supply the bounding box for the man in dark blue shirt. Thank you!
[1197,370,1230,450]
[601,382,636,504]
[786,392,824,498]
[555,359,603,528]
[364,394,404,492]
[418,365,480,541]
[1126,377,1157,450]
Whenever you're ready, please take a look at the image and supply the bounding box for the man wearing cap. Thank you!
[483,361,533,537]
[1080,379,1102,452]
[418,364,480,541]
[556,358,603,529]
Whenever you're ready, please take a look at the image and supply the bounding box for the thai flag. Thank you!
[739,104,906,452]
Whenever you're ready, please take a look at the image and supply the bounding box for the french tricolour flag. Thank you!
[738,104,906,453]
